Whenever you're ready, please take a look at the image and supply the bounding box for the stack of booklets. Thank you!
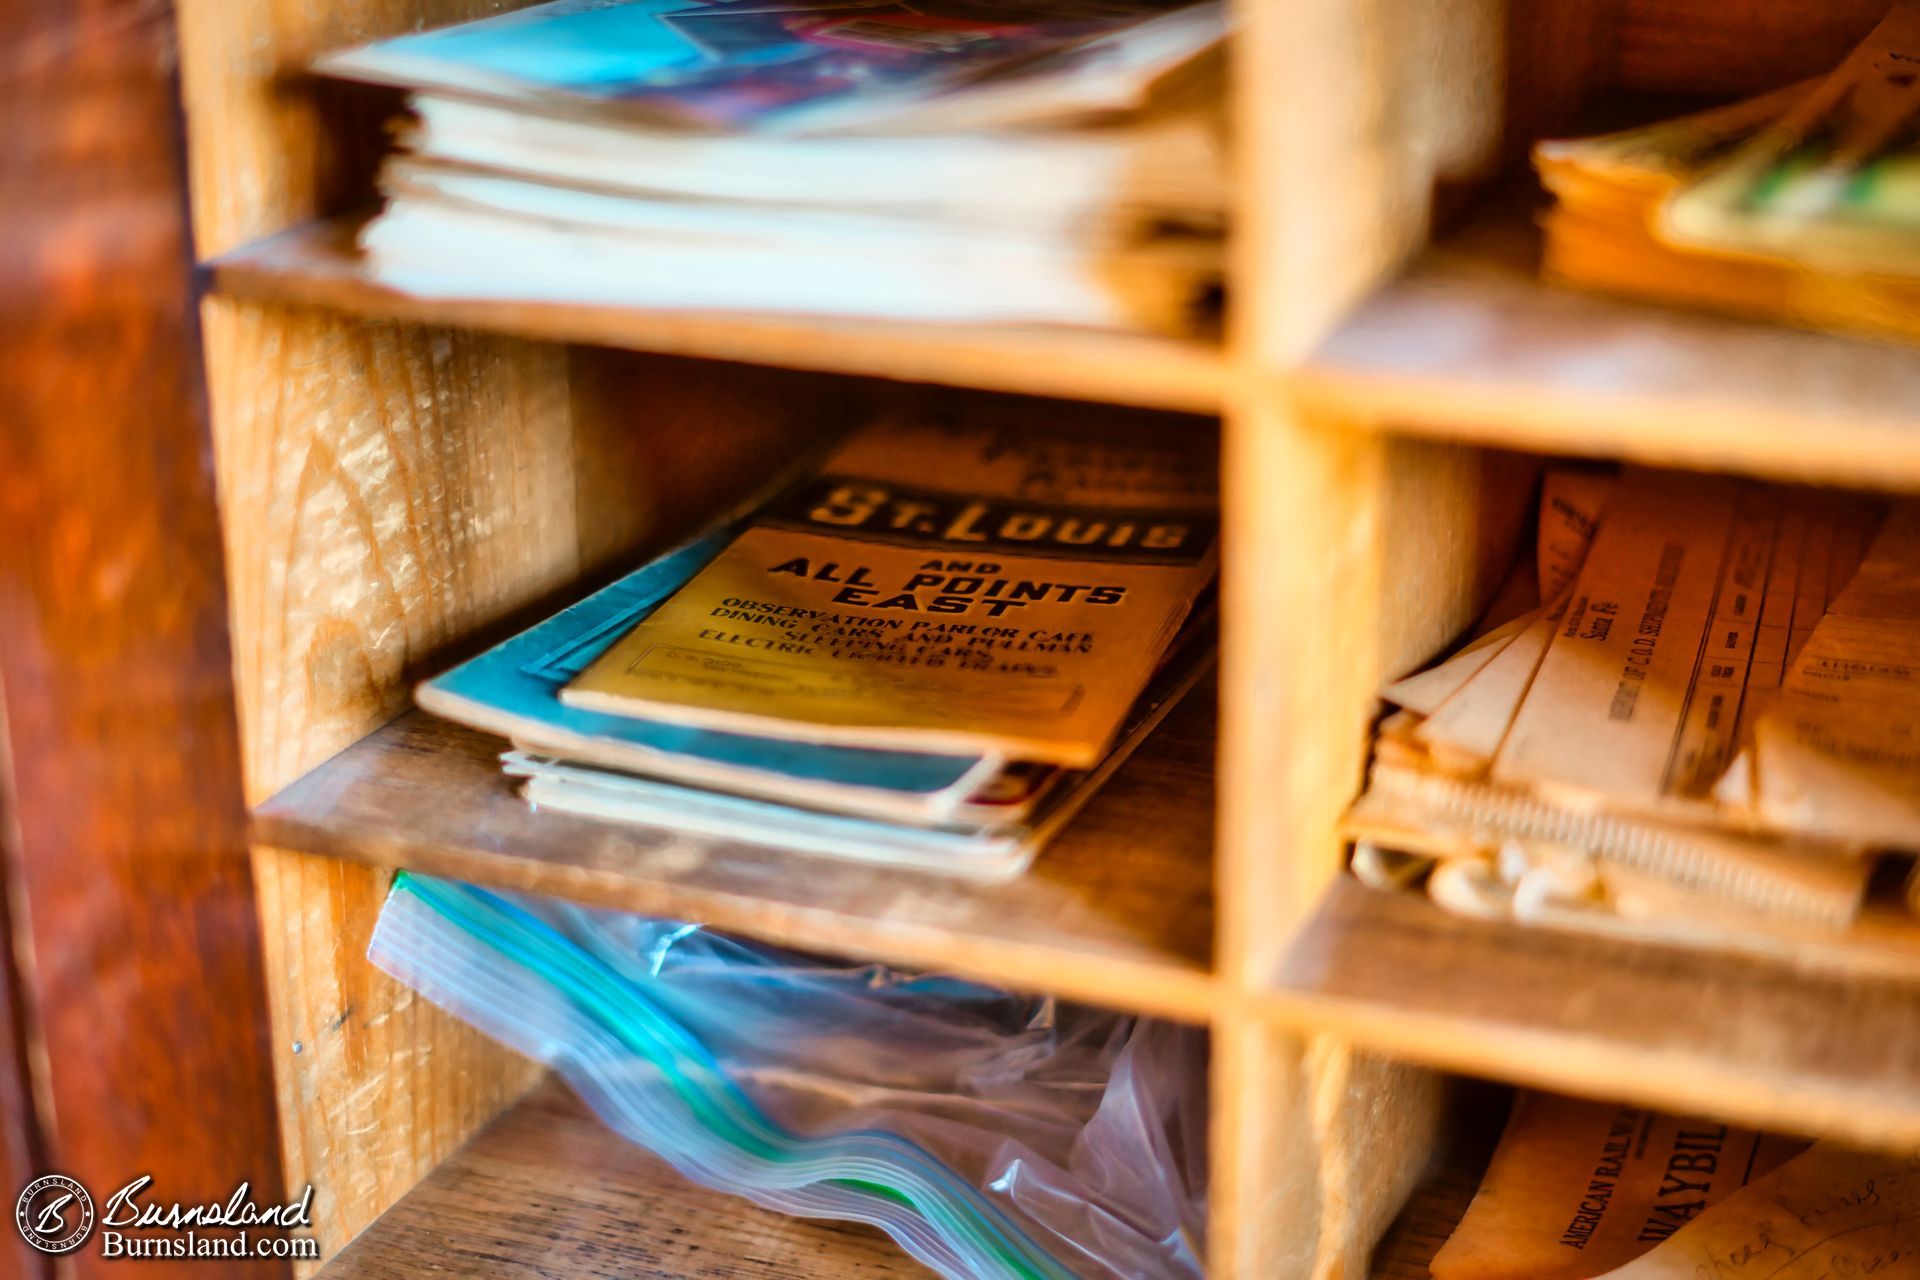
[1346,464,1920,961]
[1413,1090,1912,1280]
[418,401,1216,879]
[1536,2,1920,344]
[318,0,1228,334]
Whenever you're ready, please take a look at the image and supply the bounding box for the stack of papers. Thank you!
[1537,3,1920,343]
[319,0,1228,333]
[1347,465,1920,955]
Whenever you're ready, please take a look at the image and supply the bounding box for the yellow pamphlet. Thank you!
[562,411,1217,767]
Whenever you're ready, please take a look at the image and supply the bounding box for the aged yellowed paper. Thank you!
[1595,1140,1920,1280]
[563,414,1216,766]
[1433,1093,1803,1280]
[1494,471,1745,807]
[1744,504,1920,845]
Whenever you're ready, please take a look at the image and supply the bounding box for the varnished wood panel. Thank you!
[1613,0,1889,98]
[207,217,1228,414]
[1294,201,1920,492]
[255,699,1218,1022]
[1267,879,1920,1150]
[318,1077,923,1279]
[0,2,286,1276]
[0,778,52,1280]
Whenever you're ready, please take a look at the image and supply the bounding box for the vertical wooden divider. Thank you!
[177,1,571,1265]
[199,302,571,1263]
[1211,0,1518,1274]
[176,3,871,1263]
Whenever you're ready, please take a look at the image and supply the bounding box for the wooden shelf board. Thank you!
[1291,202,1920,490]
[205,215,1227,414]
[253,696,1218,1022]
[1261,878,1920,1149]
[318,1077,924,1279]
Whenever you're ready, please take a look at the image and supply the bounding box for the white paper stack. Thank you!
[319,0,1229,333]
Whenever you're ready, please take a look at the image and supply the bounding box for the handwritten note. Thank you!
[1595,1140,1920,1280]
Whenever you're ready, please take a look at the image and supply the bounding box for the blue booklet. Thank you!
[503,609,1213,877]
[417,528,998,822]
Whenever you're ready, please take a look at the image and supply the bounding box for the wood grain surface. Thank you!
[207,216,1228,415]
[1292,201,1920,492]
[255,696,1218,1022]
[176,0,538,258]
[0,2,287,1275]
[1504,0,1619,159]
[203,294,566,1264]
[1268,879,1920,1150]
[176,2,574,1264]
[564,350,863,577]
[1217,0,1520,1273]
[177,7,1225,1254]
[317,1077,925,1279]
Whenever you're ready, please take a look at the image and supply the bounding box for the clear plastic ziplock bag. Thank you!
[369,872,1208,1279]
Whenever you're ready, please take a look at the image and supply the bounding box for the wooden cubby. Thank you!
[171,0,1920,1277]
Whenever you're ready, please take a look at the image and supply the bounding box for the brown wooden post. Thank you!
[0,2,288,1276]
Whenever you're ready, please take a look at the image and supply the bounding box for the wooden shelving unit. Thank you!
[172,0,1920,1277]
